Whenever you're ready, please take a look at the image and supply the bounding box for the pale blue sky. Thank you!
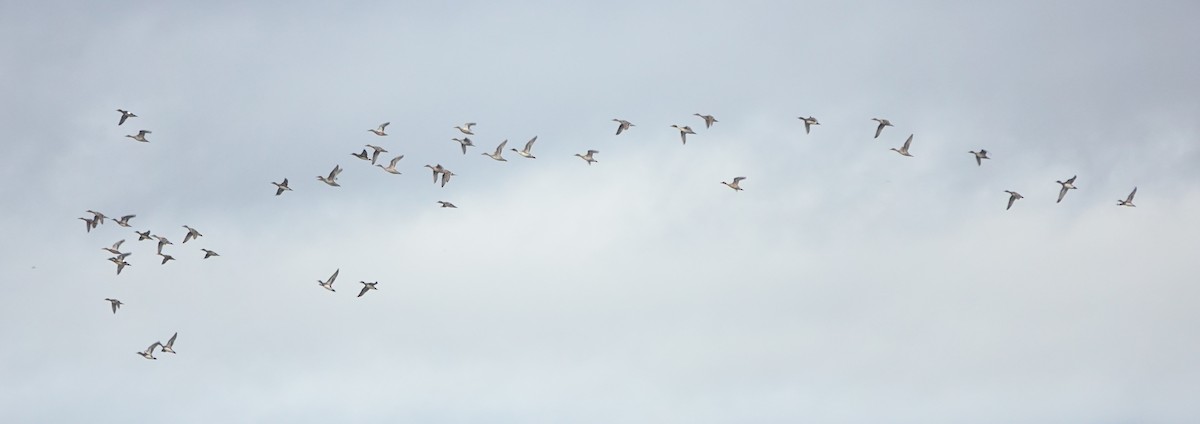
[2,1,1199,423]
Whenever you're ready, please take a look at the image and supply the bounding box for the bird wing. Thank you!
[1057,186,1068,203]
[329,166,342,179]
[1127,187,1137,202]
[119,114,128,125]
[379,122,390,131]
[111,300,119,314]
[588,150,599,155]
[389,155,404,167]
[733,177,746,183]
[358,284,369,297]
[165,332,177,348]
[902,135,913,150]
[494,140,508,155]
[146,342,161,353]
[874,123,884,138]
[1007,195,1016,210]
[523,136,538,152]
[975,155,981,166]
[328,269,339,284]
[113,239,125,250]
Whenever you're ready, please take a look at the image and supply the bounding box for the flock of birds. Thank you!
[97,107,1141,361]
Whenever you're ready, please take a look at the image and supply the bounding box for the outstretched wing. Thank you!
[328,269,340,284]
[523,136,538,152]
[1126,187,1137,202]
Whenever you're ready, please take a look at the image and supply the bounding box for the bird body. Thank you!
[694,113,718,128]
[872,118,892,138]
[969,149,990,166]
[377,155,404,174]
[138,342,161,360]
[1056,175,1078,203]
[575,150,599,165]
[484,140,508,161]
[437,201,458,208]
[613,119,634,135]
[722,177,746,191]
[105,298,123,314]
[368,122,390,136]
[358,281,378,298]
[891,134,914,157]
[272,178,292,195]
[512,136,538,159]
[125,130,151,142]
[1004,190,1024,210]
[116,109,137,125]
[453,137,474,155]
[1118,187,1137,207]
[319,269,339,292]
[317,165,343,186]
[799,116,819,134]
[671,125,696,145]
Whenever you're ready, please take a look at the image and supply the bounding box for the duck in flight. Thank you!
[722,177,746,191]
[1056,175,1078,203]
[872,118,892,138]
[117,109,137,125]
[890,134,914,157]
[1004,190,1023,210]
[799,116,819,134]
[671,125,696,145]
[319,269,339,292]
[368,122,389,136]
[358,281,378,298]
[125,130,151,142]
[272,178,292,196]
[1117,187,1137,207]
[694,113,718,128]
[613,119,634,135]
[969,149,990,166]
[512,136,538,159]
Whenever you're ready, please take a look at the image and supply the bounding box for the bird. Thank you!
[125,130,151,142]
[722,177,746,191]
[358,281,378,298]
[453,137,475,155]
[1056,175,1078,203]
[483,140,508,161]
[871,118,892,138]
[368,122,390,136]
[613,119,634,135]
[105,298,123,314]
[158,253,175,265]
[351,149,370,161]
[439,169,456,188]
[376,155,404,174]
[201,248,219,259]
[671,125,696,145]
[108,257,131,275]
[455,122,476,135]
[1117,187,1138,207]
[182,225,203,243]
[694,113,718,128]
[153,235,173,254]
[891,134,914,157]
[116,109,137,125]
[1004,190,1024,210]
[102,239,126,255]
[969,149,990,166]
[160,332,178,354]
[135,230,153,241]
[318,269,339,292]
[575,150,599,165]
[317,165,343,187]
[512,136,538,159]
[272,178,292,196]
[424,164,445,183]
[799,116,819,134]
[437,201,458,208]
[86,210,108,225]
[137,342,161,360]
[79,216,98,233]
[114,215,136,227]
[365,144,388,165]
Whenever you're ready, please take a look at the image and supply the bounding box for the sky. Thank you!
[3,1,1200,422]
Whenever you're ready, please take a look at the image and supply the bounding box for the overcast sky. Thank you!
[3,1,1200,422]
